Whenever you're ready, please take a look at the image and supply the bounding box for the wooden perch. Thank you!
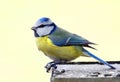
[51,61,120,82]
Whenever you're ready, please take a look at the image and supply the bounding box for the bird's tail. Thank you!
[82,48,116,69]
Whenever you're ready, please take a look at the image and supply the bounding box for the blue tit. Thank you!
[31,17,116,71]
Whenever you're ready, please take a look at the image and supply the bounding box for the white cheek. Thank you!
[36,26,54,36]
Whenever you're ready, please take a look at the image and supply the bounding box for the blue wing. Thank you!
[49,27,95,49]
[66,34,96,49]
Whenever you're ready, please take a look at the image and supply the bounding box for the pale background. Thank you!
[0,0,120,82]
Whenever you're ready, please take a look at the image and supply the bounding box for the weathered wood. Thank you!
[51,61,120,82]
[52,78,120,82]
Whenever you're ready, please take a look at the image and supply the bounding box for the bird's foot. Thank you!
[45,61,66,73]
[45,61,58,72]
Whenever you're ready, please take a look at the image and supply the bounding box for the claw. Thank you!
[45,60,68,73]
[45,62,58,72]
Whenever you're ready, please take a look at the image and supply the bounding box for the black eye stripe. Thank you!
[36,24,46,28]
[36,23,54,29]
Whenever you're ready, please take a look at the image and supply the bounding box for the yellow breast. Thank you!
[36,36,83,61]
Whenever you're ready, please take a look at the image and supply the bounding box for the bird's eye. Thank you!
[38,24,46,28]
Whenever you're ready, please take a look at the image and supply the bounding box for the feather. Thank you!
[49,28,96,50]
[82,48,116,69]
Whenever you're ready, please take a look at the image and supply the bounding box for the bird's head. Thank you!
[31,17,56,37]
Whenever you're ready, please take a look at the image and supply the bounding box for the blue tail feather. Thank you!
[82,48,116,69]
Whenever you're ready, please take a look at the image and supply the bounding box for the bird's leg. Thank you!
[45,61,60,72]
[45,60,67,73]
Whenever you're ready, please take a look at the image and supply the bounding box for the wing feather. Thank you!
[49,27,96,49]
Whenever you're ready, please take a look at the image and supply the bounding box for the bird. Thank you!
[31,17,116,72]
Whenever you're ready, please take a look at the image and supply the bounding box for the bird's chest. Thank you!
[36,36,82,60]
[36,36,52,52]
[36,36,64,55]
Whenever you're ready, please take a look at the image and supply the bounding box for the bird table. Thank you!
[51,61,120,82]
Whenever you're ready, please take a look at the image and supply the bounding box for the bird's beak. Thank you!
[31,27,36,30]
